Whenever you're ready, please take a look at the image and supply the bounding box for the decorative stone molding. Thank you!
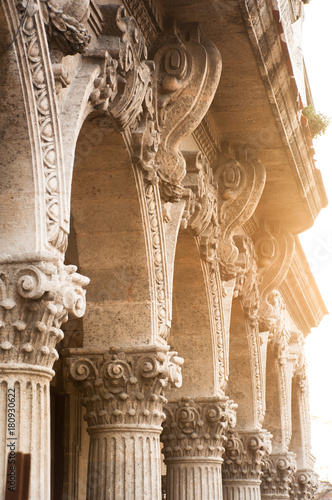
[40,0,91,58]
[223,429,272,481]
[122,0,164,48]
[182,151,219,262]
[161,397,237,460]
[67,347,183,428]
[261,452,297,498]
[0,262,89,371]
[215,149,266,279]
[5,0,70,254]
[253,221,295,309]
[66,347,183,500]
[290,470,319,500]
[153,23,222,201]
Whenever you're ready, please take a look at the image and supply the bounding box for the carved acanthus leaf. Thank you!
[290,470,319,500]
[161,397,237,460]
[261,453,297,497]
[40,0,91,57]
[223,429,272,481]
[0,263,89,370]
[67,348,183,427]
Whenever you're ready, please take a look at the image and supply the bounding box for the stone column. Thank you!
[0,261,89,500]
[222,429,272,500]
[290,470,319,500]
[67,347,183,500]
[161,397,237,500]
[261,452,297,500]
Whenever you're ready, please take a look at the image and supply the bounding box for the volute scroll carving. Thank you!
[161,397,237,460]
[67,348,184,428]
[152,23,222,201]
[290,470,319,500]
[223,429,273,481]
[261,452,297,497]
[0,262,89,371]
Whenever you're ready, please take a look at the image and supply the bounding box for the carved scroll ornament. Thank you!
[161,397,237,460]
[0,262,89,371]
[67,348,183,428]
[261,452,297,497]
[223,429,272,481]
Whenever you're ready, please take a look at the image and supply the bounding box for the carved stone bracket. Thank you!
[290,470,319,500]
[182,151,219,262]
[153,22,222,201]
[161,397,237,460]
[67,347,183,428]
[253,221,295,318]
[223,429,273,481]
[215,148,266,279]
[0,262,89,371]
[261,452,297,498]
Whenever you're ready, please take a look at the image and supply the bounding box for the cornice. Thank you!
[279,236,328,335]
[240,0,327,232]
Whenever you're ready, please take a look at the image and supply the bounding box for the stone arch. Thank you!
[68,112,165,348]
[166,230,218,398]
[227,298,264,429]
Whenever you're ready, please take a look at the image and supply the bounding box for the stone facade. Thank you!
[0,0,327,499]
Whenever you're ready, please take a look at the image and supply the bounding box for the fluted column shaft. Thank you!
[0,367,52,499]
[87,427,162,500]
[0,262,89,500]
[166,458,223,500]
[67,347,183,500]
[161,397,237,500]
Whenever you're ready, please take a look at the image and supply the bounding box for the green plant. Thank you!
[302,106,330,139]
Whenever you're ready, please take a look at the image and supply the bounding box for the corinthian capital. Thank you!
[261,452,297,497]
[223,429,272,481]
[0,262,89,371]
[161,397,237,460]
[290,470,319,500]
[67,347,183,428]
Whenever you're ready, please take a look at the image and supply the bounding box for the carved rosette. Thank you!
[290,470,318,500]
[0,263,89,370]
[161,397,237,460]
[67,348,183,428]
[261,453,297,498]
[223,429,272,481]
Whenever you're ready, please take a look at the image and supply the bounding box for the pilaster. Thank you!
[161,397,237,500]
[67,347,183,500]
[261,452,297,500]
[0,261,89,500]
[222,429,272,500]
